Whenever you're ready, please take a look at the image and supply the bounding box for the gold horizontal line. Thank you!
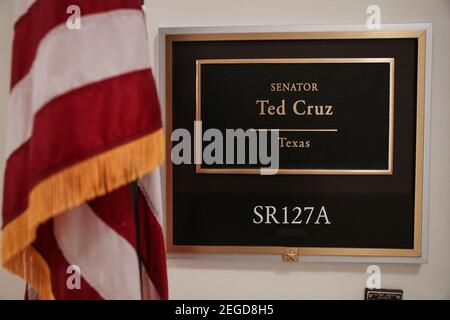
[252,128,338,132]
[198,58,394,65]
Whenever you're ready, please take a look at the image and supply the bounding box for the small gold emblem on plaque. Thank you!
[283,247,299,262]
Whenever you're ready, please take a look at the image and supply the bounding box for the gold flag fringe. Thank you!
[2,129,164,299]
[3,246,55,300]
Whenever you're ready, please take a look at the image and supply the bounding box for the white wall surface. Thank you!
[0,0,449,299]
[0,0,22,300]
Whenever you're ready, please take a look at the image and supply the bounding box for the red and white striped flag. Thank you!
[2,0,168,299]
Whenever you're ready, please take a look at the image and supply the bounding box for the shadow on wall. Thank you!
[168,258,422,276]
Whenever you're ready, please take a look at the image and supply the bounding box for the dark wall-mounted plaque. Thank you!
[197,58,394,174]
[163,29,428,260]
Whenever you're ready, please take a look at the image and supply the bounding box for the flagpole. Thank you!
[131,181,144,299]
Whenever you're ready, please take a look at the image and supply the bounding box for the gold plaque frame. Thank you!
[195,57,395,175]
[164,30,427,258]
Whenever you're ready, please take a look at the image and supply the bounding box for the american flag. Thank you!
[2,0,168,299]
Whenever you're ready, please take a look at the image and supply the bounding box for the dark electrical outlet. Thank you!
[365,288,403,300]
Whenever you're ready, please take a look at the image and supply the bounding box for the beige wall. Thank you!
[1,0,449,299]
[0,0,22,300]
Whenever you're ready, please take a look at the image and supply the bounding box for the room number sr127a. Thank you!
[252,206,331,225]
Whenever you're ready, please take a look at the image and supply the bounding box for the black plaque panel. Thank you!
[199,60,392,172]
[166,31,424,256]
